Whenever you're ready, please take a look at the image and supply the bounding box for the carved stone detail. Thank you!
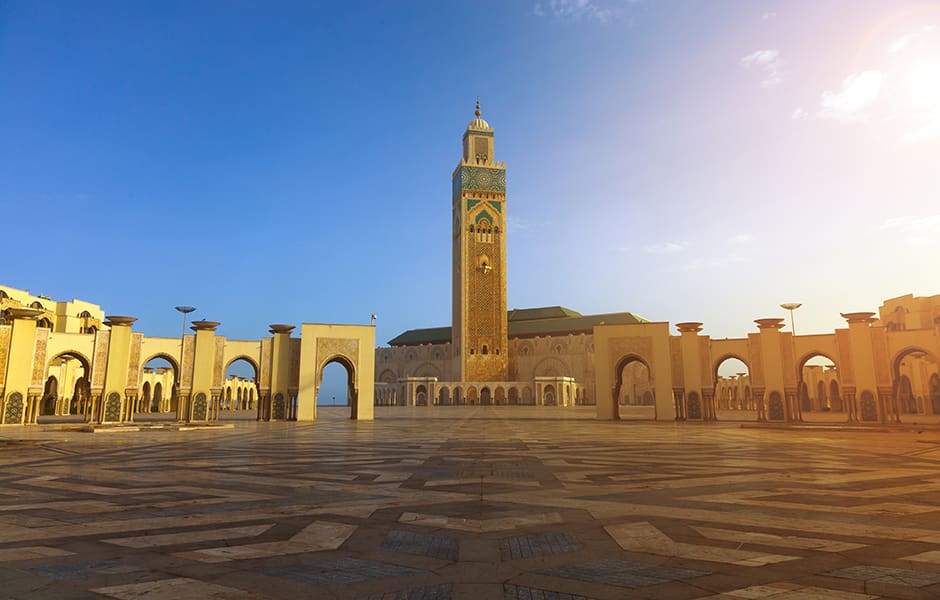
[0,326,11,387]
[30,328,50,387]
[125,333,143,389]
[181,336,195,389]
[317,337,359,371]
[607,336,653,378]
[212,337,225,388]
[259,338,272,390]
[91,331,111,390]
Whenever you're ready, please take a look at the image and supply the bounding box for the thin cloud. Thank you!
[817,70,884,122]
[762,12,777,20]
[876,214,940,232]
[791,107,810,121]
[877,214,940,246]
[533,0,619,23]
[887,25,937,54]
[644,241,688,254]
[506,216,530,232]
[684,253,748,271]
[740,49,784,88]
[899,111,940,145]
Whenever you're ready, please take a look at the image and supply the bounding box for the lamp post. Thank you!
[174,306,196,421]
[780,303,802,336]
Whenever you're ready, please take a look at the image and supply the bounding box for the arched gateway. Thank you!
[297,323,375,421]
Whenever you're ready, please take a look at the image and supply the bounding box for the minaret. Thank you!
[451,100,508,382]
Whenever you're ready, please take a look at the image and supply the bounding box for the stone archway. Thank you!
[612,354,652,420]
[893,347,939,419]
[297,324,375,421]
[42,350,92,420]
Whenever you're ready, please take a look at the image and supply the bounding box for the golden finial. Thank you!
[475,97,481,118]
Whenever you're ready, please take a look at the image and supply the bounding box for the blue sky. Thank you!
[2,1,939,393]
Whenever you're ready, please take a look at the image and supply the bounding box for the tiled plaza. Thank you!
[3,407,940,599]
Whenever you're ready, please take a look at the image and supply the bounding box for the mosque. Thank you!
[373,104,940,422]
[1,105,939,426]
[374,102,650,408]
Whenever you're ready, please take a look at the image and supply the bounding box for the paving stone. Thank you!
[259,557,423,585]
[6,410,940,599]
[26,560,143,580]
[536,559,709,588]
[382,529,459,561]
[499,532,579,560]
[826,565,940,587]
[503,584,596,599]
[360,584,453,599]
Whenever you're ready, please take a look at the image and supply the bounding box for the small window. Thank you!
[482,345,488,355]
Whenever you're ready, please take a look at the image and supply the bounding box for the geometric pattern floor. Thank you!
[3,406,940,599]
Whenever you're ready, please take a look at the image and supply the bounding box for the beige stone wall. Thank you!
[376,332,599,405]
[0,285,104,333]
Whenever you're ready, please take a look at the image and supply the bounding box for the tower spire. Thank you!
[475,97,481,118]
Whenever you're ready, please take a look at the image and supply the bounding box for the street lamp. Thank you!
[174,306,196,420]
[780,303,802,336]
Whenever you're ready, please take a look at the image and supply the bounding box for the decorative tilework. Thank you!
[467,199,480,211]
[3,391,23,424]
[488,200,502,213]
[104,392,122,422]
[192,392,207,420]
[475,210,493,225]
[273,393,285,420]
[860,392,878,422]
[454,166,506,194]
[768,394,784,421]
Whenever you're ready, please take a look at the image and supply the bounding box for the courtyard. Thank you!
[2,408,940,599]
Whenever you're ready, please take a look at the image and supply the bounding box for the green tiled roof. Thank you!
[387,326,452,347]
[508,311,648,339]
[387,307,648,346]
[507,306,582,321]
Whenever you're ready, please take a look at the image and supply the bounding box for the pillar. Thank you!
[269,324,295,421]
[754,318,790,422]
[187,320,220,423]
[677,322,708,420]
[1,308,42,425]
[99,316,137,424]
[841,312,881,423]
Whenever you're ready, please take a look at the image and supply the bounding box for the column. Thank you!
[188,320,220,423]
[268,324,295,421]
[676,322,706,421]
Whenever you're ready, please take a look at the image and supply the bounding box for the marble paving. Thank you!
[2,406,940,599]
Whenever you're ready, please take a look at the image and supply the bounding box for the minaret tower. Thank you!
[452,100,508,382]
